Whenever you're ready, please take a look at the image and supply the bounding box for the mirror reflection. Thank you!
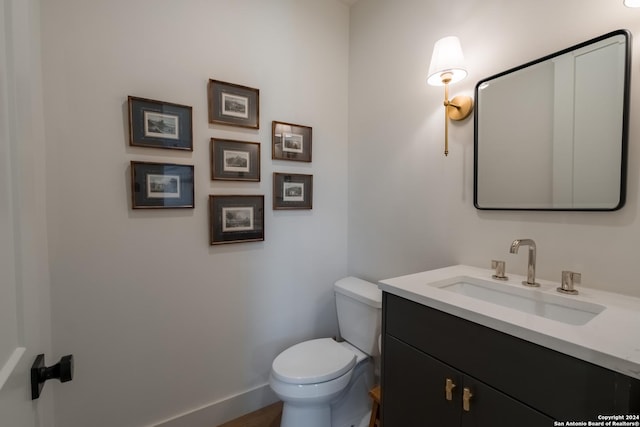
[474,30,630,211]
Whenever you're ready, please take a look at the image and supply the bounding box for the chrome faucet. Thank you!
[509,239,540,287]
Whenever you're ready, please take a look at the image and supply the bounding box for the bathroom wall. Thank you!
[348,0,640,297]
[40,1,349,426]
[35,0,640,425]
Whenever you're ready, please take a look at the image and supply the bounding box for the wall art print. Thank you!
[128,96,193,150]
[208,79,260,129]
[272,120,312,162]
[210,138,260,182]
[131,161,194,209]
[209,195,264,245]
[273,173,312,210]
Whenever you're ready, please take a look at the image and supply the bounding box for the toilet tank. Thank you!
[334,277,382,356]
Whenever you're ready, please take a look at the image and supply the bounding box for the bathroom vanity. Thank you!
[379,265,640,426]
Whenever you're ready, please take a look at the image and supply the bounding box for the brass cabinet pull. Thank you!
[463,387,473,412]
[445,378,456,401]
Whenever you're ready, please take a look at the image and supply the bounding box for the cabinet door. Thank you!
[383,335,555,427]
[460,378,554,427]
[383,336,461,426]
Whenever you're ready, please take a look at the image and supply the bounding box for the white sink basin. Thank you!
[430,276,605,325]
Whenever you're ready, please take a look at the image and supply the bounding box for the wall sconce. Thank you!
[624,0,640,7]
[427,36,473,156]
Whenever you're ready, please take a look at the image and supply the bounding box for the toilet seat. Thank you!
[272,338,356,384]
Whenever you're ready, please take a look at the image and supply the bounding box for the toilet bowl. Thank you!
[269,277,382,427]
[270,339,372,427]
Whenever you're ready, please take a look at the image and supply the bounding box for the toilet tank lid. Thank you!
[334,277,382,308]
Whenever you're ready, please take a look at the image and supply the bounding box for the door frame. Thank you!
[0,0,54,425]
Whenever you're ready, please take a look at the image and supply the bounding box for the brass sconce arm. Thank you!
[442,81,473,156]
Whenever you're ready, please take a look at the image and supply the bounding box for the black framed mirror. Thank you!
[474,29,631,211]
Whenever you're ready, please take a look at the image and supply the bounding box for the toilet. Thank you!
[269,277,382,427]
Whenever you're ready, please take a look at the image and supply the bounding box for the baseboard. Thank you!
[154,383,279,427]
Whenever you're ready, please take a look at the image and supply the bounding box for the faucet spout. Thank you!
[509,239,540,287]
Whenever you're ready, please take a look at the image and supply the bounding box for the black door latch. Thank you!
[31,353,74,399]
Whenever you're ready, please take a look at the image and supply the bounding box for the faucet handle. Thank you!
[491,260,508,281]
[557,271,581,295]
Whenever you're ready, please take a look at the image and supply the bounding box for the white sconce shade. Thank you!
[624,0,640,7]
[427,36,468,86]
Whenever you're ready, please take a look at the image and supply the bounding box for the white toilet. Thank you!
[269,277,382,427]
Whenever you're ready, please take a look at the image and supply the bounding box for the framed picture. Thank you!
[273,173,313,210]
[272,121,312,162]
[128,96,193,150]
[209,195,264,245]
[131,161,194,209]
[208,79,260,129]
[210,138,260,181]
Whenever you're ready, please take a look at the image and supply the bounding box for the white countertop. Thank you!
[378,265,640,380]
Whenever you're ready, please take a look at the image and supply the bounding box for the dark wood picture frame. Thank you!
[272,121,312,162]
[273,173,313,210]
[209,195,264,245]
[128,96,193,151]
[210,138,261,182]
[208,79,260,129]
[131,161,194,209]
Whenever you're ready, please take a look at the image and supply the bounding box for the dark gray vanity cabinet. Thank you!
[381,292,640,426]
[384,335,552,426]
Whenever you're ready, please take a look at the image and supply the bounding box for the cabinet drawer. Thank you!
[383,292,640,419]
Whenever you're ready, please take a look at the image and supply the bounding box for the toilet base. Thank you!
[280,403,330,427]
[331,359,374,427]
[276,359,374,427]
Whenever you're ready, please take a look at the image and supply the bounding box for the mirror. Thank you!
[474,30,630,211]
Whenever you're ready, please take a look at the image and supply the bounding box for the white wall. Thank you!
[40,1,349,426]
[348,0,640,297]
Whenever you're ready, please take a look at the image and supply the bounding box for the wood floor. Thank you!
[216,401,283,427]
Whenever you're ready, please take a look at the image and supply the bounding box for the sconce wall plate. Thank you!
[448,95,473,121]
